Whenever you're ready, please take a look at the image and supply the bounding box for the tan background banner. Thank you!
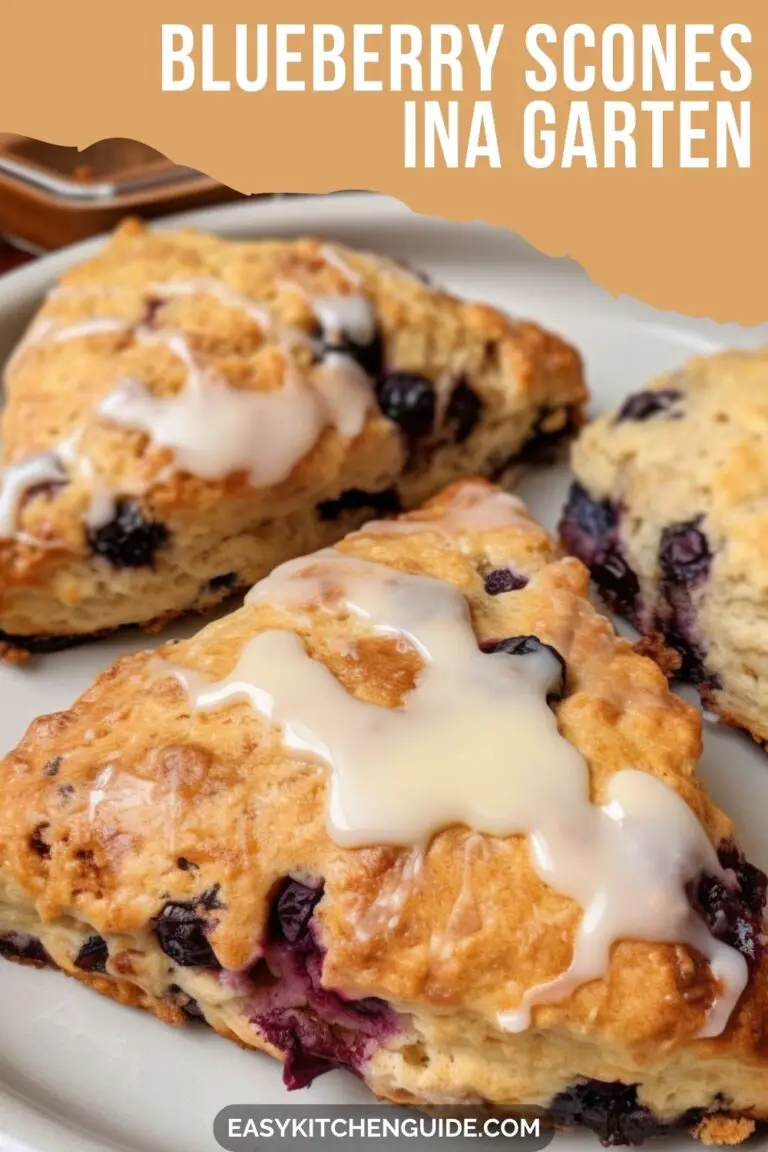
[0,0,765,323]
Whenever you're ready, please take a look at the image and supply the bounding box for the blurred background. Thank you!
[0,134,245,273]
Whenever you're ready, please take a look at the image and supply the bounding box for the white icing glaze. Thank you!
[320,245,362,286]
[359,482,527,536]
[98,331,372,485]
[0,453,67,537]
[4,315,130,380]
[174,544,747,1037]
[311,296,376,346]
[0,250,379,538]
[56,432,116,531]
[311,353,373,440]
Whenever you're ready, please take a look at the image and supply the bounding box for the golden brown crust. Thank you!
[0,479,765,1136]
[0,219,586,644]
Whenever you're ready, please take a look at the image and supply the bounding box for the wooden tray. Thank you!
[0,135,242,249]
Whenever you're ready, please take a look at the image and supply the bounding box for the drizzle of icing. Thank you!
[173,543,747,1037]
[56,432,116,530]
[0,256,379,540]
[98,331,372,486]
[312,296,376,346]
[4,315,130,380]
[0,453,66,538]
[358,481,527,536]
[319,245,362,287]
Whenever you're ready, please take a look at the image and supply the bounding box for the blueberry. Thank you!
[176,856,199,872]
[481,635,566,701]
[29,823,51,858]
[655,583,713,686]
[549,1079,695,1145]
[562,483,617,541]
[168,984,207,1022]
[484,567,528,596]
[269,878,324,945]
[375,373,436,443]
[321,328,384,382]
[43,756,62,777]
[140,296,165,328]
[88,499,169,569]
[444,379,482,443]
[659,519,710,586]
[692,839,767,976]
[595,549,641,618]
[0,933,52,968]
[616,389,683,424]
[74,935,109,973]
[560,485,640,619]
[179,995,206,1022]
[316,487,402,523]
[154,897,221,968]
[207,572,237,591]
[718,840,768,913]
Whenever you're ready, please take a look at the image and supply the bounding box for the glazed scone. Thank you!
[0,219,586,653]
[561,348,768,746]
[1,479,767,1146]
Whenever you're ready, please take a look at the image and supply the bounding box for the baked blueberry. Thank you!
[615,389,683,424]
[596,550,642,618]
[692,839,767,975]
[154,898,221,968]
[168,984,207,1022]
[179,995,206,1022]
[444,379,482,443]
[88,499,169,569]
[251,876,397,1089]
[42,756,62,777]
[560,485,641,619]
[140,296,165,328]
[549,1079,696,1145]
[482,635,566,700]
[320,328,384,382]
[29,822,51,858]
[269,878,324,945]
[562,482,617,543]
[484,567,528,596]
[74,935,109,973]
[207,572,237,591]
[375,373,436,443]
[316,487,402,523]
[0,932,52,968]
[659,519,711,586]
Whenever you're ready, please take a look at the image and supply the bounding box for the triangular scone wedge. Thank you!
[0,219,585,653]
[561,348,768,749]
[1,479,765,1146]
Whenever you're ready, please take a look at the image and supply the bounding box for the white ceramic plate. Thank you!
[1,194,767,1152]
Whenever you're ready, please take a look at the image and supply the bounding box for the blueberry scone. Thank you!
[0,219,585,655]
[2,479,767,1145]
[561,348,768,746]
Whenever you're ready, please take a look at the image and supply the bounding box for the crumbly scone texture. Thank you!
[0,219,585,648]
[1,479,766,1142]
[564,348,768,746]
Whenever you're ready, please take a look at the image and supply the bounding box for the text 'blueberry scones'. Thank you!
[561,348,768,746]
[1,480,767,1145]
[0,220,585,655]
